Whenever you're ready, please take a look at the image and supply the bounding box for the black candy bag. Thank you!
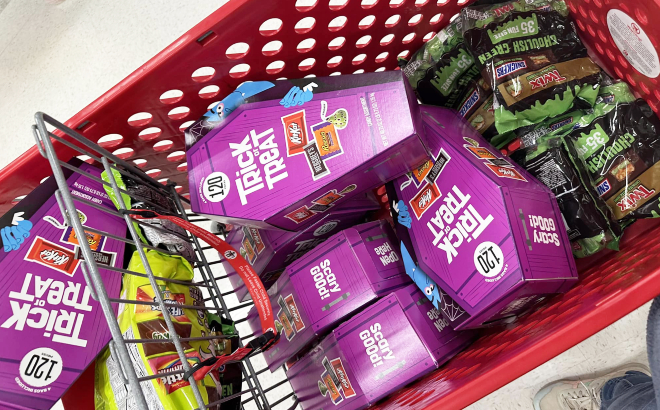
[512,135,621,257]
[461,0,602,134]
[402,20,497,139]
[562,82,660,223]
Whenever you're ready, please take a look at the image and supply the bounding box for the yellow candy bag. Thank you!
[95,250,223,410]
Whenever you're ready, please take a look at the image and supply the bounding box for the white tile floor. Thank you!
[0,1,651,409]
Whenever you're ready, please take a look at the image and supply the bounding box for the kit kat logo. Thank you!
[282,110,308,157]
[410,183,441,219]
[330,358,356,398]
[485,164,527,181]
[496,60,527,79]
[40,249,70,266]
[24,236,79,276]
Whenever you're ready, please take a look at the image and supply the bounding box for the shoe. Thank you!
[533,363,650,410]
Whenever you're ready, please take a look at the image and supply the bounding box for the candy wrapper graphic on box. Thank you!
[0,160,126,410]
[225,194,378,301]
[287,284,475,410]
[386,106,577,330]
[246,220,410,371]
[185,71,432,231]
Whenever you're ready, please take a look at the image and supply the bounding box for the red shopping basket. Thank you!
[13,0,660,408]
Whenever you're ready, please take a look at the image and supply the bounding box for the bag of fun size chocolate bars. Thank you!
[511,134,621,257]
[461,0,602,134]
[402,20,497,139]
[94,250,223,410]
[561,82,660,224]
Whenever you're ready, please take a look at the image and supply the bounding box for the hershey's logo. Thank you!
[426,185,494,264]
[230,128,288,205]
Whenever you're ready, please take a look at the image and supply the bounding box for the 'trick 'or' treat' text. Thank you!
[230,128,289,205]
[426,185,494,264]
[1,273,92,347]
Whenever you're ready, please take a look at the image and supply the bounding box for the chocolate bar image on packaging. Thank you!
[410,183,441,220]
[25,236,79,276]
[62,226,105,251]
[425,149,451,184]
[287,285,474,410]
[246,220,409,371]
[242,225,257,249]
[282,110,309,156]
[278,295,296,330]
[322,357,342,388]
[311,122,343,160]
[330,358,356,398]
[74,247,116,267]
[303,142,330,181]
[247,227,266,254]
[241,234,258,264]
[313,190,343,206]
[308,203,333,213]
[284,294,306,332]
[277,309,296,341]
[321,370,344,404]
[412,158,434,186]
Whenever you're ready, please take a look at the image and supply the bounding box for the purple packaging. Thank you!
[185,71,432,231]
[246,220,410,371]
[287,284,474,410]
[226,196,377,301]
[0,161,126,410]
[386,106,578,330]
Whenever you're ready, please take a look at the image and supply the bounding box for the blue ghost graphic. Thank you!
[279,83,317,108]
[2,212,33,252]
[396,200,412,229]
[203,81,275,123]
[400,242,442,310]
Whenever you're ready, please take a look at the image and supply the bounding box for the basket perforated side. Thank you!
[1,0,471,214]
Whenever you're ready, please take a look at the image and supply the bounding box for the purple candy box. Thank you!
[246,220,410,371]
[225,195,378,302]
[0,161,126,410]
[287,284,475,410]
[386,106,578,330]
[185,71,432,232]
